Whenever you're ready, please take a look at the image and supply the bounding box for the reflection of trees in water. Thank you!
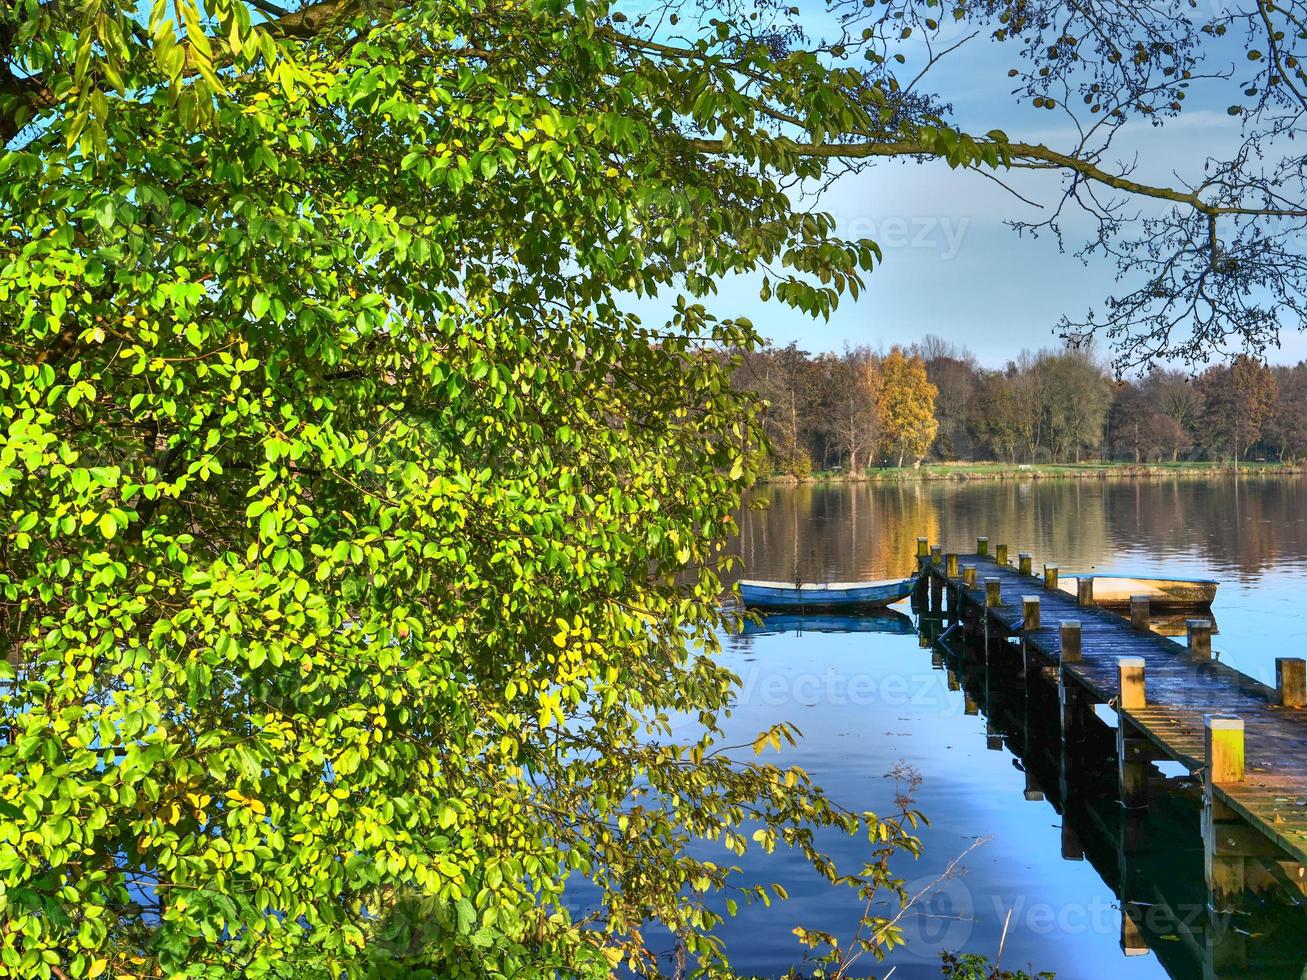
[734,483,941,582]
[1101,476,1307,578]
[730,476,1305,583]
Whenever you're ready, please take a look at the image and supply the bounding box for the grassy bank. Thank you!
[767,460,1307,484]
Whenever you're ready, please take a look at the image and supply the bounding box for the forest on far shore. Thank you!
[733,338,1307,475]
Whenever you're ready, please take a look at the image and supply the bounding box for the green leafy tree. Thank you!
[0,1,946,977]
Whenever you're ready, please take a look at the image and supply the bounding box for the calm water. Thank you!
[579,477,1307,979]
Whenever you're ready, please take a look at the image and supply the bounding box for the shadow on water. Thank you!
[918,603,1307,980]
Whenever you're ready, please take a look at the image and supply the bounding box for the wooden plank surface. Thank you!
[930,552,1307,865]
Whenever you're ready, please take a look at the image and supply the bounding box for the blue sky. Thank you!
[630,3,1307,370]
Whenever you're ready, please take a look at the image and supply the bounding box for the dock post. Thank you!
[1022,596,1040,631]
[976,536,989,557]
[1117,657,1148,809]
[1202,715,1253,910]
[1118,657,1146,710]
[984,578,1001,608]
[1018,552,1032,576]
[1276,658,1306,708]
[1205,715,1245,786]
[929,570,944,612]
[1120,905,1150,957]
[1077,577,1094,608]
[1060,621,1082,664]
[944,553,959,578]
[1129,596,1150,631]
[995,543,1008,566]
[1043,564,1058,591]
[916,536,929,560]
[962,566,977,588]
[1186,619,1213,662]
[930,544,942,567]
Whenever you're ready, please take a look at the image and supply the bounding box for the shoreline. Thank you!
[765,461,1307,484]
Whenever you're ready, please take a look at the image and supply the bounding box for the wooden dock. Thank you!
[917,538,1307,884]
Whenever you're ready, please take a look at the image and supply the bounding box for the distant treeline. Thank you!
[732,337,1307,474]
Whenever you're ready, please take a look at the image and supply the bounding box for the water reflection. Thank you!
[732,476,1307,681]
[924,616,1307,980]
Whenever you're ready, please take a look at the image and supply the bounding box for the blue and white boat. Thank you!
[737,577,915,609]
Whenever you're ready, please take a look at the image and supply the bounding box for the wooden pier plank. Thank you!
[930,552,1307,866]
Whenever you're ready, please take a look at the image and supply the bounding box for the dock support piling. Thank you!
[1187,619,1213,662]
[1077,577,1094,608]
[1018,552,1032,576]
[1276,657,1306,708]
[1130,595,1150,631]
[1060,621,1082,663]
[976,536,989,557]
[1044,564,1059,591]
[962,565,976,589]
[916,537,929,560]
[1117,657,1149,809]
[1204,715,1245,785]
[1022,596,1040,631]
[1119,657,1146,710]
[985,578,1001,608]
[944,553,959,578]
[995,543,1009,566]
[930,544,943,567]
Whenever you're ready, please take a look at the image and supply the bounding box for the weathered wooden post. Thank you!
[1205,715,1245,786]
[929,567,944,612]
[1060,621,1082,663]
[976,536,989,557]
[1044,564,1059,591]
[962,565,977,588]
[944,553,959,578]
[1022,595,1041,631]
[1277,657,1307,708]
[1117,656,1148,808]
[1130,595,1150,631]
[985,577,1001,608]
[1119,657,1146,710]
[916,536,929,560]
[1186,619,1213,662]
[930,544,942,567]
[1018,552,1033,576]
[1202,714,1249,905]
[995,543,1009,566]
[1077,576,1094,608]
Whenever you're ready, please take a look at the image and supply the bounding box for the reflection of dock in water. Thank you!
[923,620,1307,978]
[913,535,1307,978]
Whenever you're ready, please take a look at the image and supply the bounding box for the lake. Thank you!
[612,477,1307,978]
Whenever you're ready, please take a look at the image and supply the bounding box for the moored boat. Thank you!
[1057,575,1217,609]
[737,577,915,609]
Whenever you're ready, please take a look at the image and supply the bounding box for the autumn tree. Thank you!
[877,347,939,467]
[1198,355,1280,466]
[828,346,883,473]
[1267,363,1307,463]
[1108,382,1186,463]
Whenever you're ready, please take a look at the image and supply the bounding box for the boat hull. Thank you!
[737,577,915,609]
[1058,575,1217,609]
